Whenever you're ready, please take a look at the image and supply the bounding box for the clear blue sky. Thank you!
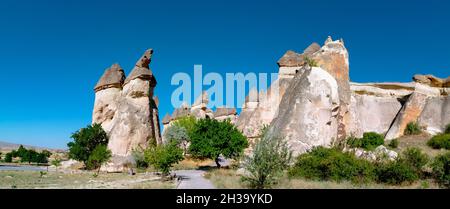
[0,0,449,149]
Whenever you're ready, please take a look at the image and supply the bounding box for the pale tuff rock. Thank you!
[346,145,398,162]
[267,66,340,156]
[348,94,402,138]
[312,36,351,142]
[237,36,448,157]
[385,91,429,140]
[162,113,172,125]
[418,95,450,135]
[214,107,238,123]
[92,64,126,133]
[92,49,161,173]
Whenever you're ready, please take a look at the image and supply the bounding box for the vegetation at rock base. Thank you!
[189,118,248,168]
[445,124,450,134]
[241,126,292,189]
[430,152,450,188]
[388,139,399,149]
[144,141,184,177]
[86,144,112,173]
[347,132,384,150]
[67,123,110,169]
[427,133,450,150]
[404,121,421,135]
[401,147,429,175]
[132,147,148,169]
[163,124,190,155]
[288,147,377,184]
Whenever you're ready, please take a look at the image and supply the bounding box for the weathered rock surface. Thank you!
[418,95,450,134]
[93,49,162,173]
[237,36,448,157]
[92,64,125,133]
[313,37,350,141]
[346,145,398,162]
[413,74,450,88]
[267,66,340,156]
[385,91,428,140]
[348,94,402,137]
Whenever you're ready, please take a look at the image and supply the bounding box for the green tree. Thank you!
[242,126,292,189]
[0,151,2,161]
[144,141,184,177]
[164,125,190,155]
[67,123,109,167]
[4,152,13,163]
[189,118,248,168]
[86,145,112,173]
[16,145,27,158]
[51,158,62,172]
[172,116,197,136]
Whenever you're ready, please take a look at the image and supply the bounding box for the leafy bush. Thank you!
[401,147,428,176]
[132,148,148,169]
[4,152,12,163]
[51,158,62,172]
[163,124,190,155]
[241,129,292,189]
[144,141,184,176]
[172,116,197,136]
[288,147,376,183]
[347,132,384,150]
[304,56,318,67]
[388,139,399,149]
[427,134,450,150]
[67,123,109,167]
[431,152,450,188]
[189,118,248,167]
[404,122,421,135]
[445,124,450,134]
[375,159,419,185]
[86,145,112,172]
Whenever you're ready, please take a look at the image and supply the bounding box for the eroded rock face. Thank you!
[348,94,402,138]
[267,66,340,156]
[313,37,350,142]
[413,74,450,88]
[93,49,161,173]
[385,91,428,140]
[92,64,125,133]
[418,95,450,135]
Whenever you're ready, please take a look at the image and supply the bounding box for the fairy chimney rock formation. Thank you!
[93,49,162,172]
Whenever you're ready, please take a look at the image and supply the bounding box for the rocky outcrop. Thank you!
[93,49,162,172]
[418,95,450,135]
[236,36,449,157]
[413,74,450,88]
[348,94,403,138]
[92,64,126,133]
[267,66,340,156]
[312,37,350,142]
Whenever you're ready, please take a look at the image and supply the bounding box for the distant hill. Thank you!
[0,140,65,153]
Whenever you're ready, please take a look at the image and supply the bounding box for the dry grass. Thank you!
[0,170,176,189]
[206,168,440,189]
[392,133,447,157]
[172,157,214,170]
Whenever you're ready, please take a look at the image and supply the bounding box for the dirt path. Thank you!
[174,170,215,189]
